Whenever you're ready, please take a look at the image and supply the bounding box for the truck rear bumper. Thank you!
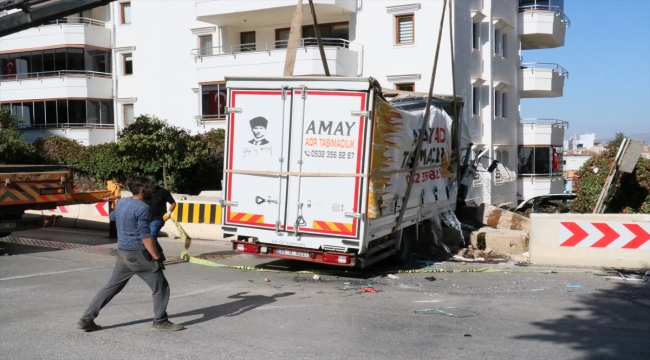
[0,214,61,234]
[231,240,356,267]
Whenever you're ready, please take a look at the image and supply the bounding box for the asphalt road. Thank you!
[1,227,649,360]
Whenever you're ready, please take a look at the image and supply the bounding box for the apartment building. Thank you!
[0,0,570,206]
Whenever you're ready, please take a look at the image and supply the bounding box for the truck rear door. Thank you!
[284,88,369,239]
[223,88,291,232]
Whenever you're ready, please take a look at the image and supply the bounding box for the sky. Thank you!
[519,0,650,140]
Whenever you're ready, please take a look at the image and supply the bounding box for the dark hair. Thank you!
[127,176,155,195]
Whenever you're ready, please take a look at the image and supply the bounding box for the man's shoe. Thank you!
[77,318,102,332]
[152,320,185,332]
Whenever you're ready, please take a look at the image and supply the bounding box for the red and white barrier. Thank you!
[93,202,109,217]
[531,214,650,269]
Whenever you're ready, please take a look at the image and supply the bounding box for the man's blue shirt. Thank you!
[109,197,151,251]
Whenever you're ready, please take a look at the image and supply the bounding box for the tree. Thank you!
[0,107,38,164]
[607,132,625,149]
[117,115,211,192]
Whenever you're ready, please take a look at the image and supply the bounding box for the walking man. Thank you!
[145,180,176,261]
[77,176,184,332]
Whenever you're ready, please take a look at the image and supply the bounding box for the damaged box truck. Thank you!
[221,77,461,268]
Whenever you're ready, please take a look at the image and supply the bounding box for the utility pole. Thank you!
[308,0,330,76]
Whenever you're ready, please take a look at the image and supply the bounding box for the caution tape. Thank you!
[171,219,579,276]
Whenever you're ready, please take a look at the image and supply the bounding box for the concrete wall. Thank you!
[25,193,224,241]
[530,213,650,269]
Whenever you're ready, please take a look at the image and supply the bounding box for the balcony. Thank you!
[518,177,565,200]
[518,0,570,49]
[21,125,115,146]
[519,118,568,146]
[0,17,111,51]
[519,62,567,98]
[194,38,363,82]
[196,0,356,26]
[0,71,112,102]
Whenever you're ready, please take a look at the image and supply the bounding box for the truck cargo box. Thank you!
[221,77,460,267]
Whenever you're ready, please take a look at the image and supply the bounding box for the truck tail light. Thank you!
[323,254,350,264]
[40,187,66,195]
[236,243,259,254]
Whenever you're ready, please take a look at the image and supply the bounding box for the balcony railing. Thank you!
[192,38,362,60]
[0,70,112,82]
[520,118,569,128]
[519,0,570,27]
[194,115,227,125]
[41,17,107,27]
[19,123,115,129]
[520,62,569,78]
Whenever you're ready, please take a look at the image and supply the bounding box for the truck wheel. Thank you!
[391,228,414,265]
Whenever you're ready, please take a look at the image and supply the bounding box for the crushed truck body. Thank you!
[221,77,461,268]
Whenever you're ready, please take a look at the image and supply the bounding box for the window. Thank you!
[239,32,255,52]
[201,83,227,120]
[472,87,480,116]
[123,104,134,125]
[518,147,553,175]
[396,83,415,92]
[494,28,501,55]
[121,2,131,24]
[45,101,57,124]
[275,28,291,49]
[472,23,480,50]
[199,35,213,56]
[494,90,501,117]
[123,54,133,75]
[501,92,508,118]
[396,15,414,44]
[67,48,84,71]
[501,33,507,58]
[68,100,87,124]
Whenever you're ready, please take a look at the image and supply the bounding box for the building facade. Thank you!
[0,0,570,205]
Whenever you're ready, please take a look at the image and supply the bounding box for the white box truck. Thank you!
[221,77,460,268]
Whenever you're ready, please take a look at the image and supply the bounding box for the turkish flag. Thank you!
[552,148,559,170]
[208,89,227,117]
[5,59,16,75]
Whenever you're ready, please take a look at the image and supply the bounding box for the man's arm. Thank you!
[137,207,159,259]
[163,190,177,221]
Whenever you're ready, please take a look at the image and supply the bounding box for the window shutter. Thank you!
[398,16,414,43]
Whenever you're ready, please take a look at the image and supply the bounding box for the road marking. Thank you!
[0,236,117,256]
[0,266,110,281]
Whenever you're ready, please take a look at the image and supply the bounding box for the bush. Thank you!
[571,148,650,214]
[35,116,226,194]
[0,107,39,164]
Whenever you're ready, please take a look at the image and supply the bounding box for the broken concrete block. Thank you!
[470,227,529,255]
[478,204,530,232]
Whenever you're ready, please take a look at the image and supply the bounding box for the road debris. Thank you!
[566,284,582,289]
[386,274,399,280]
[415,306,479,318]
[605,272,648,282]
[453,255,485,262]
[264,278,271,282]
[313,275,320,280]
[542,271,558,274]
[425,276,436,281]
[360,287,378,293]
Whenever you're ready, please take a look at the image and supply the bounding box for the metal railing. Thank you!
[520,118,569,128]
[194,115,227,125]
[18,123,114,129]
[519,1,570,27]
[41,17,107,27]
[520,62,569,78]
[0,70,112,82]
[191,38,363,59]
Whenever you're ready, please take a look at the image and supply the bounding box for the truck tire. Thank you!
[391,228,414,265]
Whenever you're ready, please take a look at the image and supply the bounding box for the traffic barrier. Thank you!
[530,213,650,269]
[173,202,221,224]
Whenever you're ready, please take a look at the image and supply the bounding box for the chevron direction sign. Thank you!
[559,221,650,249]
